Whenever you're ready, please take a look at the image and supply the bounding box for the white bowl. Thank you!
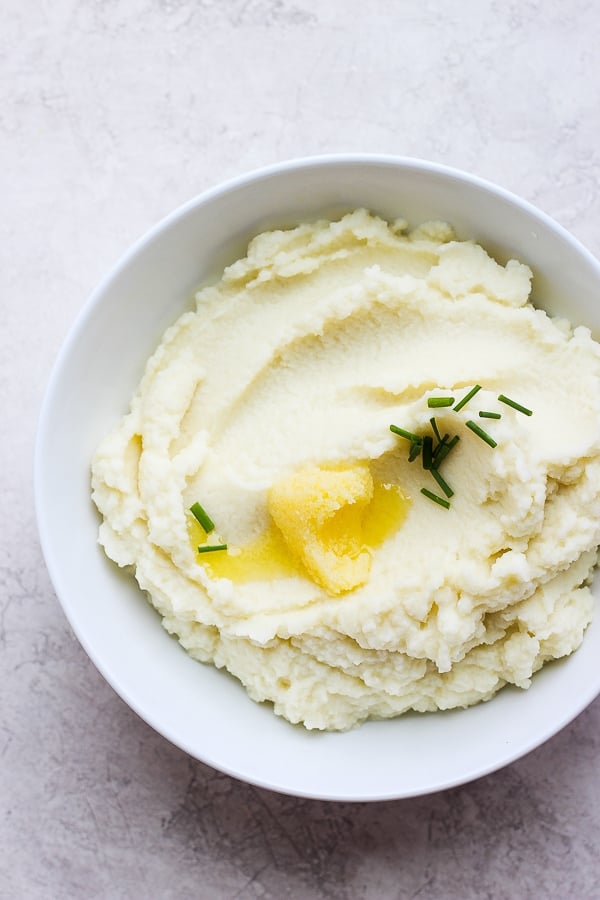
[35,155,600,801]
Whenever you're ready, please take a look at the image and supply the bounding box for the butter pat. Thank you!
[268,464,373,594]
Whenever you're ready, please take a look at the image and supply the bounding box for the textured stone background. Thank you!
[3,1,600,897]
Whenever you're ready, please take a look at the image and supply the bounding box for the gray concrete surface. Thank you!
[3,1,600,897]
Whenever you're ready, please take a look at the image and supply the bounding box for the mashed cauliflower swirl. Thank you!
[91,210,600,730]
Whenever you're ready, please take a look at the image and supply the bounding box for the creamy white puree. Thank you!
[91,210,600,730]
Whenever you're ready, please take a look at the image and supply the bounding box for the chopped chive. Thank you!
[430,417,441,442]
[390,424,422,443]
[427,396,454,408]
[453,384,482,413]
[422,435,433,469]
[432,434,460,469]
[421,487,451,509]
[466,420,497,448]
[430,467,454,498]
[432,433,449,458]
[190,501,215,533]
[479,410,501,419]
[197,544,228,554]
[498,394,533,416]
[408,441,422,462]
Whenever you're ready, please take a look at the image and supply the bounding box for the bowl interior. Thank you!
[36,157,600,800]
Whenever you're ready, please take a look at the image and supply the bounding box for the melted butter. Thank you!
[362,481,411,548]
[190,480,411,585]
[189,517,301,581]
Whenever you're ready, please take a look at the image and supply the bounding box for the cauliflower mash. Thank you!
[91,210,600,730]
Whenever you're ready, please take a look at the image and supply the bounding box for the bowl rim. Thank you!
[34,153,600,801]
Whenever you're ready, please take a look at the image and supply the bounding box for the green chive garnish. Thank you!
[421,487,451,509]
[390,424,422,443]
[453,384,482,413]
[197,544,228,554]
[389,382,529,509]
[466,420,497,448]
[430,417,441,442]
[430,467,454,498]
[432,434,459,469]
[408,441,422,462]
[422,435,433,469]
[427,397,454,408]
[432,433,449,458]
[190,501,215,533]
[498,394,533,416]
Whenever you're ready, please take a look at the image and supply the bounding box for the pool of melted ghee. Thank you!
[189,481,410,584]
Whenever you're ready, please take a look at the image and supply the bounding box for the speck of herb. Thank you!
[453,384,482,413]
[408,441,422,462]
[190,501,215,533]
[430,417,442,442]
[479,410,501,419]
[466,420,497,448]
[390,424,422,443]
[420,487,451,509]
[432,434,460,469]
[432,433,449,459]
[422,435,434,469]
[427,396,455,408]
[430,467,454,498]
[498,394,533,416]
[197,544,228,554]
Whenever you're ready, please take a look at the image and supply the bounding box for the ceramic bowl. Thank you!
[35,155,600,800]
